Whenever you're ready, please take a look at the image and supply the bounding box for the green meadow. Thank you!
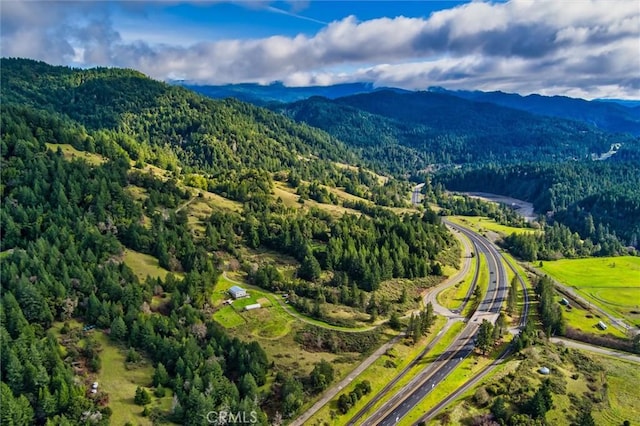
[449,216,538,236]
[540,256,640,324]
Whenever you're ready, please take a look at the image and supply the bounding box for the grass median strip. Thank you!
[438,253,478,311]
[461,254,488,318]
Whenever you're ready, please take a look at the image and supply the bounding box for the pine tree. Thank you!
[476,319,494,355]
[134,386,151,405]
[507,276,519,315]
[110,316,127,341]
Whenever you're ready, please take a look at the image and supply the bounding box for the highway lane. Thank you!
[365,220,508,426]
[411,228,533,424]
[346,224,480,426]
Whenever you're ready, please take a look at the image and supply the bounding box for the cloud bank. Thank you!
[2,0,638,99]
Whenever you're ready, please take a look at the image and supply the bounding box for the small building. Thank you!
[560,298,569,306]
[229,286,248,299]
[538,367,550,375]
[244,303,261,311]
[597,321,608,330]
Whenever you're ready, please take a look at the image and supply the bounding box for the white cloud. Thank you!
[1,0,639,99]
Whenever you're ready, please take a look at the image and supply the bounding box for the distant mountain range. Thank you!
[183,82,640,136]
[272,90,639,174]
[427,87,640,135]
[178,81,409,106]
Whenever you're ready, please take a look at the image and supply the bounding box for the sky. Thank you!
[2,0,639,99]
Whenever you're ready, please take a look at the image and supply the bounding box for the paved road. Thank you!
[423,225,477,319]
[550,337,640,364]
[346,223,480,425]
[364,220,509,426]
[294,222,477,425]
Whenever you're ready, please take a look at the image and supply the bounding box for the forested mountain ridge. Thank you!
[1,58,358,178]
[275,90,637,174]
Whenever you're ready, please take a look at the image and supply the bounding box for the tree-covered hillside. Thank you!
[435,161,640,250]
[1,58,458,424]
[277,90,638,175]
[2,58,357,177]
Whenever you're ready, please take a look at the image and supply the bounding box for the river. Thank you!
[455,191,537,222]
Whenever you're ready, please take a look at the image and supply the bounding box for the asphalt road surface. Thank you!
[364,220,508,426]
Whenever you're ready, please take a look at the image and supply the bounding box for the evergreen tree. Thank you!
[476,319,494,355]
[110,316,127,341]
[134,386,151,405]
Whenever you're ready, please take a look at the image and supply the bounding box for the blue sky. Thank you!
[2,1,638,99]
[112,2,468,43]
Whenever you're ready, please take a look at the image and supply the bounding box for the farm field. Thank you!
[558,296,627,339]
[540,256,640,325]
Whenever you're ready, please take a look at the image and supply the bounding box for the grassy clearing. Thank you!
[123,249,180,282]
[0,249,15,259]
[46,143,106,165]
[126,185,148,202]
[305,316,448,425]
[449,216,537,236]
[192,188,242,212]
[92,332,173,425]
[432,343,640,426]
[378,276,442,314]
[560,297,627,338]
[272,182,362,217]
[51,322,172,426]
[540,256,640,324]
[223,272,377,332]
[333,162,389,185]
[437,254,479,311]
[595,355,640,425]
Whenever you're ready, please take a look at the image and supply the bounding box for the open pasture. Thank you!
[540,256,640,324]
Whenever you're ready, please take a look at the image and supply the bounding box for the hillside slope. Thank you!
[276,90,636,174]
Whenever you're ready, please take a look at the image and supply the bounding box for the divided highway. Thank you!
[359,220,509,425]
